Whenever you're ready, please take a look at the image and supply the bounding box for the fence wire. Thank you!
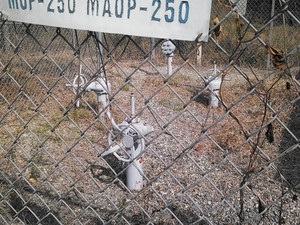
[1,0,300,224]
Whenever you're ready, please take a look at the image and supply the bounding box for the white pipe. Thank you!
[130,93,135,117]
[167,55,173,76]
[213,61,217,76]
[126,159,144,191]
[126,138,145,191]
[106,110,122,132]
[208,62,221,108]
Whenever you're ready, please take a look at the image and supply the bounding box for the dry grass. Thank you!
[1,18,300,223]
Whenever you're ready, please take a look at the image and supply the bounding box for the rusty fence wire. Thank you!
[1,0,300,224]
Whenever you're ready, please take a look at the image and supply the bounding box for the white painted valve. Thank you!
[101,94,154,191]
[161,40,176,76]
[86,77,110,94]
[67,68,153,191]
[161,40,176,55]
[66,66,111,115]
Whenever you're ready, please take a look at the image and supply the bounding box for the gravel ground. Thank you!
[1,61,300,225]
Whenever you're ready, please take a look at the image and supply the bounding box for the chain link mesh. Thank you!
[1,0,300,224]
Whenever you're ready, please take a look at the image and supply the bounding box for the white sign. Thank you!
[0,0,212,41]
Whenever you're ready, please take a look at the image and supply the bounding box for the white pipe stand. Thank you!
[207,62,221,108]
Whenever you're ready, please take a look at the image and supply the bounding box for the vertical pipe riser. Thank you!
[126,159,144,191]
[167,56,173,76]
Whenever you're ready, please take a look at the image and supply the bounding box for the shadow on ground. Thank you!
[278,97,300,192]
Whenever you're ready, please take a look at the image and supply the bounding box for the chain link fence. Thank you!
[1,0,300,224]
